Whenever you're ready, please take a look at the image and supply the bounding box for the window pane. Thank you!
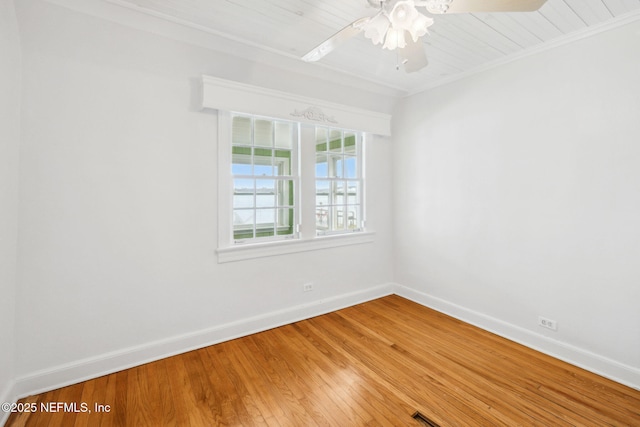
[329,154,343,178]
[255,229,275,238]
[232,116,251,146]
[346,205,360,230]
[315,154,328,178]
[233,179,254,209]
[332,206,345,231]
[253,148,274,176]
[316,127,328,152]
[277,180,294,207]
[344,132,356,154]
[277,208,294,235]
[275,150,291,176]
[329,130,342,152]
[233,209,254,240]
[347,182,360,205]
[316,180,329,206]
[232,146,252,175]
[254,120,273,147]
[256,179,275,207]
[344,156,357,179]
[256,208,275,230]
[275,122,293,148]
[232,162,252,176]
[316,206,329,230]
[332,181,345,205]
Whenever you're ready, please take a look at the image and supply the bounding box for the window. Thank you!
[231,115,298,242]
[315,128,363,235]
[218,111,371,261]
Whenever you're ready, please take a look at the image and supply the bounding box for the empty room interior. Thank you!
[1,0,639,425]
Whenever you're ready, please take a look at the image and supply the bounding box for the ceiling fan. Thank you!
[302,0,547,73]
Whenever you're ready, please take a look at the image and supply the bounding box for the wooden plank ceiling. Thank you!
[107,0,640,94]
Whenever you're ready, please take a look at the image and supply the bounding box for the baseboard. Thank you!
[393,283,640,391]
[11,283,394,400]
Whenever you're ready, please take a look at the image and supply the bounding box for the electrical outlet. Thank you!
[538,316,557,331]
[303,283,314,292]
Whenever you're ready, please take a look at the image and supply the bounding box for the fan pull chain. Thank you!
[395,49,408,71]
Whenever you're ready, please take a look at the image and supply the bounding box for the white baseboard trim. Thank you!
[392,283,640,391]
[11,283,394,401]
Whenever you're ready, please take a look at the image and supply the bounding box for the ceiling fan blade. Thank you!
[302,17,369,62]
[398,38,428,73]
[421,0,547,14]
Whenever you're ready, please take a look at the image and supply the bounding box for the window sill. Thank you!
[216,231,375,263]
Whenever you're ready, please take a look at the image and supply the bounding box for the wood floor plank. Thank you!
[6,296,640,426]
[223,339,281,424]
[205,343,266,426]
[152,359,177,427]
[163,355,193,427]
[88,374,112,427]
[166,351,210,427]
[247,333,323,426]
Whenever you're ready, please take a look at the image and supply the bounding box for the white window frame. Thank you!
[217,111,374,263]
[314,127,365,237]
[227,113,300,244]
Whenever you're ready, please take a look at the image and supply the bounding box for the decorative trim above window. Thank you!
[290,107,338,124]
[200,75,391,136]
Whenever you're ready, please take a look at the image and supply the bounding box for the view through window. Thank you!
[232,115,297,241]
[229,113,364,245]
[315,128,362,235]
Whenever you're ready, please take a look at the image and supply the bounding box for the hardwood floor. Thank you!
[6,295,640,426]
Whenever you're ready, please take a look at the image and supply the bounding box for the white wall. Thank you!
[12,0,394,394]
[393,20,640,387]
[0,0,21,415]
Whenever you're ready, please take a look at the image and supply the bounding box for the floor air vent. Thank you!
[412,411,441,427]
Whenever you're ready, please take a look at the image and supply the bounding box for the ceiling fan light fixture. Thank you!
[361,12,390,45]
[389,1,417,26]
[382,27,407,50]
[407,12,434,41]
[360,0,433,50]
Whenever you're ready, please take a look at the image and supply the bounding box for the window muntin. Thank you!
[315,127,363,235]
[231,115,297,242]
